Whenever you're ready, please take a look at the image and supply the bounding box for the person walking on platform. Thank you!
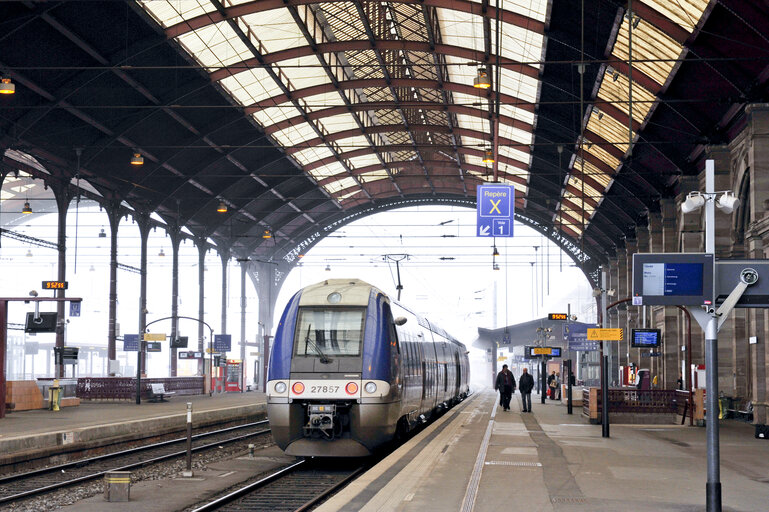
[547,371,557,400]
[495,364,516,411]
[518,367,534,412]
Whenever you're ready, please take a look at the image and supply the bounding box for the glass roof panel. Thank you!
[437,9,484,53]
[639,0,709,33]
[279,55,332,93]
[567,175,602,200]
[583,139,620,170]
[138,1,215,29]
[333,135,369,152]
[358,171,390,183]
[586,109,633,155]
[347,154,382,170]
[596,70,655,124]
[498,121,534,146]
[176,21,252,71]
[499,68,539,104]
[310,162,348,180]
[220,68,283,107]
[498,178,528,195]
[272,123,319,148]
[564,191,596,216]
[292,146,335,166]
[326,177,358,194]
[318,113,360,137]
[455,113,490,139]
[239,10,304,54]
[612,19,682,86]
[499,103,536,126]
[467,0,549,23]
[492,23,545,69]
[303,92,347,112]
[573,158,612,189]
[498,144,530,165]
[251,101,296,129]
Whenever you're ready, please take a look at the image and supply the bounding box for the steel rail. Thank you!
[0,420,270,505]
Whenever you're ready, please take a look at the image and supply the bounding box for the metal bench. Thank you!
[148,383,175,402]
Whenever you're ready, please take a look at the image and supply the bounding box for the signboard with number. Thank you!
[214,334,232,352]
[548,313,568,321]
[476,184,515,237]
[42,280,68,290]
[123,334,139,351]
[587,328,624,341]
[525,346,562,358]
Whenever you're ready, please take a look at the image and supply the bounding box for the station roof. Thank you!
[1,1,767,283]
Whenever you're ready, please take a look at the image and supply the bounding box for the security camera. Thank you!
[740,268,758,286]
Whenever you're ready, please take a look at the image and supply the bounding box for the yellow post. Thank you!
[50,379,61,411]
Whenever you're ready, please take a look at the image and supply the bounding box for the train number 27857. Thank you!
[310,385,340,393]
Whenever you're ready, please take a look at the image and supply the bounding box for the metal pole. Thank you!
[184,402,193,477]
[567,359,573,415]
[704,159,721,512]
[602,354,610,438]
[540,359,546,404]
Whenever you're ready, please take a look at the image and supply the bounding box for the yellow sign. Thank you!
[587,328,623,341]
[143,333,166,341]
[497,356,507,361]
[532,347,553,355]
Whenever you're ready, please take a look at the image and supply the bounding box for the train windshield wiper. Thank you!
[304,324,331,363]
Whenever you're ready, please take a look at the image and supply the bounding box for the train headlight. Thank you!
[327,292,342,304]
[345,382,358,395]
[364,382,377,394]
[292,382,305,395]
[274,382,287,394]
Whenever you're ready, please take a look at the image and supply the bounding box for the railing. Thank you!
[583,388,681,420]
[76,377,204,400]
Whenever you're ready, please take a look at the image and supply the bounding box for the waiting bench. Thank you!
[148,383,175,402]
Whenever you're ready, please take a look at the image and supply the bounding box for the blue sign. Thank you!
[563,323,600,351]
[123,334,139,352]
[214,334,231,352]
[476,185,515,237]
[69,301,81,317]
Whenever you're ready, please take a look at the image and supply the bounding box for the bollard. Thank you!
[182,402,193,477]
[248,444,255,458]
[104,471,131,502]
[49,379,61,411]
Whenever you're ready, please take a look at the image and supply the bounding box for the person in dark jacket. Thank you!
[495,364,516,411]
[547,371,557,400]
[518,367,534,412]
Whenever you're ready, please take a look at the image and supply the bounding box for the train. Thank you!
[266,278,470,457]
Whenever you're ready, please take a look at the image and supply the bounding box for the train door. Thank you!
[454,352,461,397]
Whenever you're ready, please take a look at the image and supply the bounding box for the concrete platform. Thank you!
[316,389,769,512]
[0,391,266,468]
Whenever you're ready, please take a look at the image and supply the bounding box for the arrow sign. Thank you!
[476,184,515,237]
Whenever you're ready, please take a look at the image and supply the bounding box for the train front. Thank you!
[266,279,401,457]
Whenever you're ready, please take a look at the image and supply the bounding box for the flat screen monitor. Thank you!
[632,253,714,306]
[25,312,58,333]
[631,329,661,348]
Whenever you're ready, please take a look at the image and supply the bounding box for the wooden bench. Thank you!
[148,383,175,402]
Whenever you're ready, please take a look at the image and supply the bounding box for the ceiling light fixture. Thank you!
[0,77,15,95]
[25,249,32,257]
[473,68,491,89]
[492,245,499,257]
[130,153,144,166]
[262,230,272,239]
[217,201,227,213]
[22,200,32,214]
[158,248,165,257]
[482,149,494,164]
[325,264,331,272]
[98,228,107,238]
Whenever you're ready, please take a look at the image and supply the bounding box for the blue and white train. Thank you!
[266,279,470,457]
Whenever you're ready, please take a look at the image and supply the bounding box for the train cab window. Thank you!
[294,307,365,357]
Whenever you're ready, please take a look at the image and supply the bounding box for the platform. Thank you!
[0,391,266,467]
[317,389,769,512]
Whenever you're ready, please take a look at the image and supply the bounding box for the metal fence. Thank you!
[76,377,204,400]
[583,388,680,416]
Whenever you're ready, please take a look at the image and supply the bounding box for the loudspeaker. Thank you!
[171,336,188,348]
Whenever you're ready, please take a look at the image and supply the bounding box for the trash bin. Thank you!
[104,471,131,502]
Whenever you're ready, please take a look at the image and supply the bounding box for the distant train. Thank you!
[266,279,470,457]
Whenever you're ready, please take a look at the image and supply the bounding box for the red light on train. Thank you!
[292,382,305,394]
[345,382,358,395]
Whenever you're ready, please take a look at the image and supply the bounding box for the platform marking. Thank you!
[459,398,496,512]
[218,471,235,478]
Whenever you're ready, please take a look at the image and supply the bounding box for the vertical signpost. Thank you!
[476,184,515,238]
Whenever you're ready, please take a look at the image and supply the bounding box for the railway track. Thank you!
[191,459,367,512]
[0,420,270,506]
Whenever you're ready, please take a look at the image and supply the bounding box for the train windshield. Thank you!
[294,307,365,357]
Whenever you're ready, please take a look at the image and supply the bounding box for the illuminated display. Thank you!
[548,313,568,321]
[42,281,68,290]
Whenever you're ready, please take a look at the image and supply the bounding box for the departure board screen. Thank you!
[642,263,704,296]
[631,329,661,348]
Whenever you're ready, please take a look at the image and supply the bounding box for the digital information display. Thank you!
[642,263,703,296]
[631,329,661,348]
[525,346,562,358]
[548,313,568,321]
[632,253,714,306]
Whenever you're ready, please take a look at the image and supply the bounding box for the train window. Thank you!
[294,307,365,357]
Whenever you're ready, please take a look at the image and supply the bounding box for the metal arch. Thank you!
[164,0,546,39]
